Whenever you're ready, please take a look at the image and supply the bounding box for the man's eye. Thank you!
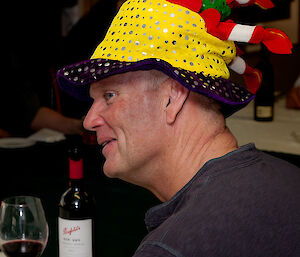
[103,91,116,102]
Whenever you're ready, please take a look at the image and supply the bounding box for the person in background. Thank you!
[1,58,84,138]
[57,0,300,256]
[1,1,85,138]
[0,107,83,138]
[1,0,126,138]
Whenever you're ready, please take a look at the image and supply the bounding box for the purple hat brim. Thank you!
[57,58,254,117]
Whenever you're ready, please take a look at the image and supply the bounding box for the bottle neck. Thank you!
[69,158,83,179]
[69,178,84,190]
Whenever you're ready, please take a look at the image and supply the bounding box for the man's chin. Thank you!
[103,167,116,178]
[103,163,121,178]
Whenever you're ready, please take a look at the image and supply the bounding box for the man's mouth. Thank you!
[101,139,117,148]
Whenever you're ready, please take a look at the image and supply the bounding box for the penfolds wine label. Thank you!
[58,218,93,257]
[58,142,96,257]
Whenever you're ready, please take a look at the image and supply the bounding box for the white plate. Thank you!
[0,137,36,149]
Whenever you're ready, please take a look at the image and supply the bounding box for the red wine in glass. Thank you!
[0,196,48,257]
[2,240,44,257]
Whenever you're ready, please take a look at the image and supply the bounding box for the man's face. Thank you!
[83,71,168,184]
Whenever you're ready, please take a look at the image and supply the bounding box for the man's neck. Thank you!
[151,126,238,202]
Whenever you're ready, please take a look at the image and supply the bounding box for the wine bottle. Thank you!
[254,47,275,121]
[58,145,96,257]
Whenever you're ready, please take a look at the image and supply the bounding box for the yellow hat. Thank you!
[91,0,236,79]
[57,0,254,117]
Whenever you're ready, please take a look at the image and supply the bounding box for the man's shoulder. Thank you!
[139,144,300,257]
[202,146,300,207]
[206,143,300,183]
[140,146,300,256]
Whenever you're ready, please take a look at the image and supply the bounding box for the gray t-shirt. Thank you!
[133,144,300,257]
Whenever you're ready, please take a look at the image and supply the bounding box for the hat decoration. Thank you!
[168,0,292,93]
[57,0,292,117]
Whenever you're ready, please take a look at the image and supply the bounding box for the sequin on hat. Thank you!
[57,0,254,117]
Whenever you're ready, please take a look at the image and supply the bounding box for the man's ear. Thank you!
[166,79,189,124]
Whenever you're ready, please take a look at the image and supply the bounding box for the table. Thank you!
[227,96,300,156]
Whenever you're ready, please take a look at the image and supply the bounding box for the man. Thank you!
[83,69,238,201]
[57,0,300,256]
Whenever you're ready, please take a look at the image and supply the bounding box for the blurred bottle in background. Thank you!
[254,47,275,121]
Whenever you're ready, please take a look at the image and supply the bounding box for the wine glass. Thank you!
[0,196,48,257]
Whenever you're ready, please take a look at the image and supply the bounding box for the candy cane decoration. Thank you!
[166,0,292,94]
[229,56,262,93]
[200,9,292,54]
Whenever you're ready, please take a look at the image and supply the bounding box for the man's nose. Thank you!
[83,104,105,131]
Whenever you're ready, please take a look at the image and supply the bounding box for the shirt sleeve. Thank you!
[133,242,183,257]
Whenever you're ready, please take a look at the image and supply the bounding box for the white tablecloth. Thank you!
[227,96,300,155]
